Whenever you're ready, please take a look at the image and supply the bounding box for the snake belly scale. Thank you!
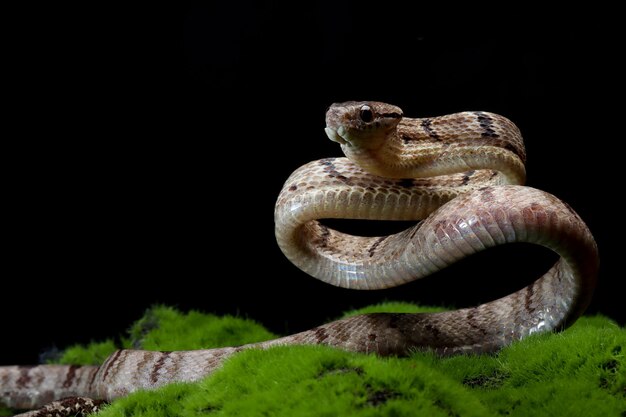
[1,101,598,414]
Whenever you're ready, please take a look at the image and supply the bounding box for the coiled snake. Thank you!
[1,101,599,415]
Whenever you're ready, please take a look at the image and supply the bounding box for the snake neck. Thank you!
[339,139,396,177]
[340,114,527,185]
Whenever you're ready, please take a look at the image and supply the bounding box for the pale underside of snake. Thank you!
[2,101,598,415]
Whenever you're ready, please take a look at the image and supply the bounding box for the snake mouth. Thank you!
[325,126,349,145]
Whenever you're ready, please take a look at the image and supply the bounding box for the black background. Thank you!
[2,5,622,365]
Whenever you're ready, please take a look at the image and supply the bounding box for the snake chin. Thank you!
[325,126,349,145]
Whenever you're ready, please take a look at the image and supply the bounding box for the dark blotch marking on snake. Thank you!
[462,170,476,186]
[320,158,353,185]
[466,310,488,336]
[150,352,171,384]
[368,236,388,258]
[100,349,123,383]
[15,366,33,389]
[313,326,329,342]
[61,365,79,389]
[421,118,441,141]
[407,222,424,240]
[401,134,414,143]
[383,314,418,340]
[478,187,496,202]
[397,178,415,188]
[316,224,331,249]
[524,282,537,314]
[474,112,499,138]
[87,365,99,393]
[423,323,441,338]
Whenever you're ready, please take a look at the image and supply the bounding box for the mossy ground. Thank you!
[6,304,625,416]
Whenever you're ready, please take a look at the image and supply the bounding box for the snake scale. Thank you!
[1,101,598,415]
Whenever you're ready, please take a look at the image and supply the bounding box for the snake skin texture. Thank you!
[1,101,598,414]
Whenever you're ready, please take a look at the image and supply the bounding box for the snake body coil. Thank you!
[1,102,598,414]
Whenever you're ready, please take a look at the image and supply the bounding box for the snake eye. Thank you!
[359,105,374,123]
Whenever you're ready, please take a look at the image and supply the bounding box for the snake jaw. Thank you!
[325,126,348,145]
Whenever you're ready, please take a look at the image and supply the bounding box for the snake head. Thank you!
[325,101,403,149]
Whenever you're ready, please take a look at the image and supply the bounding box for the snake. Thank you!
[1,101,598,415]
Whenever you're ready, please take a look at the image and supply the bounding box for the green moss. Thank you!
[0,404,12,417]
[37,303,626,416]
[53,340,118,366]
[123,305,277,351]
[420,316,626,416]
[52,306,277,366]
[340,301,448,317]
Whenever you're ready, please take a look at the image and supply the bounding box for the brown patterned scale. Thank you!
[1,102,598,415]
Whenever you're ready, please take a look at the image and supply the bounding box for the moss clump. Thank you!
[340,301,448,317]
[23,303,626,416]
[53,340,119,366]
[421,316,626,416]
[123,305,277,351]
[50,306,277,367]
